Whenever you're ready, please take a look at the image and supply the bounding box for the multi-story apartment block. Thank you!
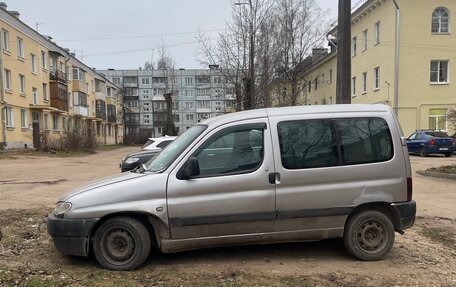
[0,3,123,149]
[270,0,456,136]
[99,67,236,137]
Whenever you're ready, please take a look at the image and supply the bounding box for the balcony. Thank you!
[96,100,107,121]
[73,106,89,117]
[73,80,88,94]
[50,69,67,83]
[196,108,211,113]
[50,82,68,111]
[107,104,116,123]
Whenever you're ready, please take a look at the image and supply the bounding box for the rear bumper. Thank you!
[47,213,99,256]
[425,146,455,154]
[391,201,416,230]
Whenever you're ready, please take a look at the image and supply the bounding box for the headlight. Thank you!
[54,202,72,217]
[125,157,140,164]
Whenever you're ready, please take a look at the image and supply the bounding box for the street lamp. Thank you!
[235,1,255,110]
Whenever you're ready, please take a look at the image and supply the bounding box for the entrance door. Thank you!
[167,119,276,240]
[32,112,40,149]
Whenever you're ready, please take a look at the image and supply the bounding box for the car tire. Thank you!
[344,210,395,261]
[445,153,452,157]
[419,147,427,157]
[93,217,151,270]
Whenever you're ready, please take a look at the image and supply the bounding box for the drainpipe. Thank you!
[0,46,6,148]
[392,0,400,116]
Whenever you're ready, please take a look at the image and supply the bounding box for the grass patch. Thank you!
[420,227,456,250]
[427,165,456,175]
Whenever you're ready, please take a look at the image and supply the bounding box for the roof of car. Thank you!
[147,136,177,141]
[198,104,392,127]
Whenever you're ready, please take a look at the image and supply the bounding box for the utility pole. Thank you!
[336,0,351,104]
[235,1,255,110]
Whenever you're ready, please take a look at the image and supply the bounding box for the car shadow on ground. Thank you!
[62,238,350,270]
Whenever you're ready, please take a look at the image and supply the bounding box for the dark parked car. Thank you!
[120,150,160,172]
[406,130,455,157]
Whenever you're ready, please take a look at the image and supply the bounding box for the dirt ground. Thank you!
[0,147,455,287]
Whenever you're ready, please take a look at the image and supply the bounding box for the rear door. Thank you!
[167,119,276,240]
[269,114,400,234]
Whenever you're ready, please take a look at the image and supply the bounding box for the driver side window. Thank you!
[193,125,264,177]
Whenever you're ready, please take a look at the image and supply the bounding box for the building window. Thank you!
[185,102,194,109]
[430,60,449,83]
[44,114,49,130]
[43,83,48,101]
[352,36,357,57]
[362,30,368,51]
[329,69,333,83]
[112,77,121,85]
[362,72,367,93]
[17,37,24,58]
[31,54,36,73]
[429,109,448,130]
[432,8,450,33]
[32,87,38,105]
[53,115,59,130]
[19,74,25,95]
[352,77,356,96]
[21,109,27,128]
[374,67,380,89]
[1,29,9,52]
[141,77,150,85]
[314,77,318,90]
[4,69,11,91]
[308,81,311,93]
[185,77,193,85]
[5,106,13,128]
[374,21,381,44]
[41,50,47,70]
[185,114,194,121]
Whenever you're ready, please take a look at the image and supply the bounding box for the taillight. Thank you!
[407,177,413,201]
[429,138,435,145]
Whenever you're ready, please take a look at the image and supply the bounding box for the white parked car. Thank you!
[142,136,176,151]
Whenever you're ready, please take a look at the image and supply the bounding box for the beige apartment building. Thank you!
[273,0,456,136]
[0,3,123,149]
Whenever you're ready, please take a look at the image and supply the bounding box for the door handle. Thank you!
[268,172,280,184]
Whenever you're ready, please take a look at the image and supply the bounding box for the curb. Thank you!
[416,170,456,180]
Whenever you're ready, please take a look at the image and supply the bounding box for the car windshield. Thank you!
[426,131,449,138]
[142,139,154,148]
[144,125,207,172]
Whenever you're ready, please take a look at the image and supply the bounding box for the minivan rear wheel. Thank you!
[344,210,394,261]
[93,217,151,270]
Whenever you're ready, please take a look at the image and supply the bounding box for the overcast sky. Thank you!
[8,0,339,70]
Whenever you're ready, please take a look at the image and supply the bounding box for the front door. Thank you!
[167,119,276,240]
[32,112,40,149]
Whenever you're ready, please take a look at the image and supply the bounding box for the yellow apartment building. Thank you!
[0,3,123,149]
[272,0,456,136]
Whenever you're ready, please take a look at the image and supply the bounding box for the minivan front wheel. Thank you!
[93,217,151,270]
[344,210,394,261]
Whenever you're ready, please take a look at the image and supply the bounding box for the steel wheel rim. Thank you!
[101,227,136,265]
[356,220,388,254]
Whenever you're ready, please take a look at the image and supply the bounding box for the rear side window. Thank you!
[278,117,393,169]
[157,140,172,148]
[426,131,449,138]
[278,120,338,169]
[337,118,393,165]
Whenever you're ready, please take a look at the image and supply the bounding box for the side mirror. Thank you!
[401,137,408,146]
[177,157,200,180]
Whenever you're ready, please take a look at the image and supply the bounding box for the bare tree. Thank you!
[272,0,328,106]
[196,0,273,111]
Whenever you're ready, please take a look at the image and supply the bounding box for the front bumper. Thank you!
[391,200,416,230]
[47,213,99,257]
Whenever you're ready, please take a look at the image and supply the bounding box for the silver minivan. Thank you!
[47,104,416,270]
